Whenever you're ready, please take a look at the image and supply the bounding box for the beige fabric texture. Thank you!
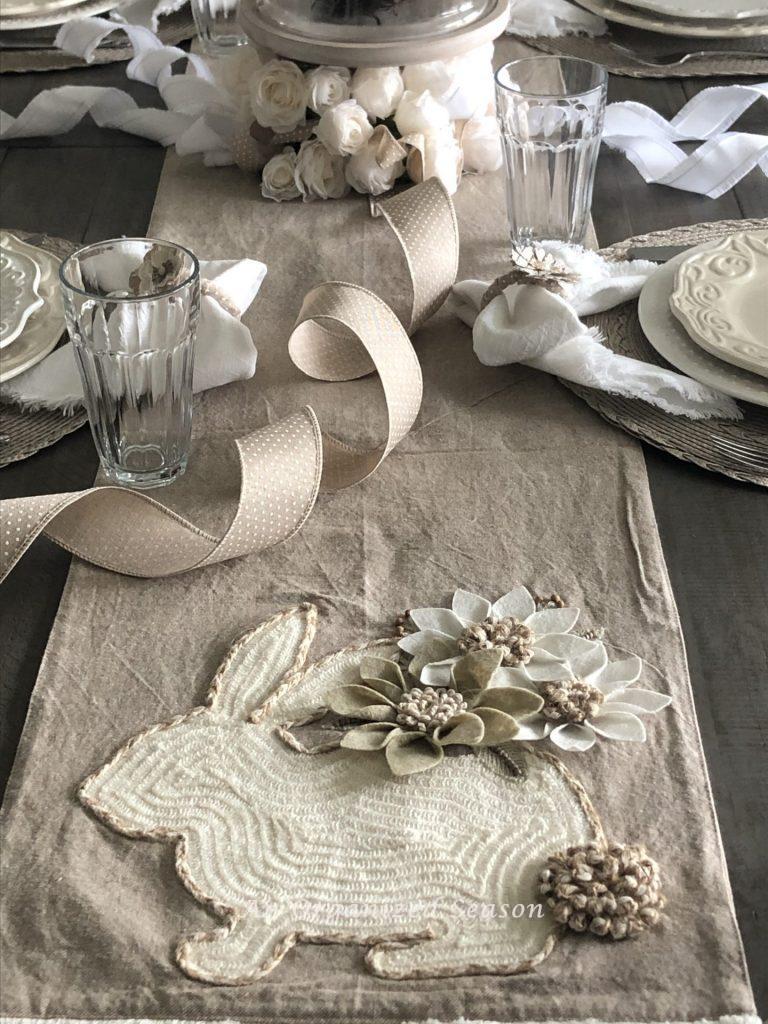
[0,41,756,1024]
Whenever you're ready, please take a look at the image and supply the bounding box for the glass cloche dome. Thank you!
[239,0,509,66]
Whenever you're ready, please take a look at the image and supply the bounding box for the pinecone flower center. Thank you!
[539,841,665,940]
[457,616,535,667]
[396,687,467,732]
[541,679,604,725]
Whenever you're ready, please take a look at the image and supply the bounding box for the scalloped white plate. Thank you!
[670,231,768,380]
[0,241,43,348]
[0,232,65,384]
[638,240,768,409]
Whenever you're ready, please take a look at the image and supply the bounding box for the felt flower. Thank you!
[403,44,495,120]
[513,650,672,752]
[345,125,406,196]
[250,58,308,133]
[399,586,586,686]
[305,65,351,116]
[403,127,464,195]
[329,650,543,776]
[394,89,451,137]
[350,66,404,121]
[315,98,374,156]
[460,115,502,173]
[294,139,349,201]
[261,147,301,202]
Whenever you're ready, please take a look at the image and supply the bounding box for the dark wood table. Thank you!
[1,60,766,1015]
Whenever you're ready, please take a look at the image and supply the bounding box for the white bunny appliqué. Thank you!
[80,603,598,984]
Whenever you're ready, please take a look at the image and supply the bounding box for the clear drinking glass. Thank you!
[495,57,608,245]
[191,0,248,54]
[60,238,200,490]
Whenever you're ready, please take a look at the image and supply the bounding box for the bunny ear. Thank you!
[207,604,317,721]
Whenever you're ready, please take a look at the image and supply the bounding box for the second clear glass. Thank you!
[495,57,608,246]
[60,238,200,490]
[191,0,248,54]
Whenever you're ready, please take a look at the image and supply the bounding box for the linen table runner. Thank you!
[0,41,757,1024]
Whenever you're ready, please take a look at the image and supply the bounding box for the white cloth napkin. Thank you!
[1,257,266,413]
[507,0,606,38]
[452,242,742,421]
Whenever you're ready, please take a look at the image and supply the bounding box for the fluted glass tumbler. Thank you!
[495,57,608,245]
[60,238,200,490]
[191,0,247,53]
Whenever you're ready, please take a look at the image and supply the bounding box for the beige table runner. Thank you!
[0,40,757,1024]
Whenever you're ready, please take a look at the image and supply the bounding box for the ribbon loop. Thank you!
[0,179,459,584]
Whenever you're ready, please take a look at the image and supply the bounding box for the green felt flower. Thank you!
[327,649,544,777]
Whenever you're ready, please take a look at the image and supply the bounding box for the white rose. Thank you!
[315,98,373,156]
[460,115,502,173]
[403,45,494,120]
[394,90,450,137]
[404,127,464,195]
[249,58,308,133]
[294,139,349,201]
[345,125,406,196]
[261,146,301,202]
[350,66,404,121]
[305,65,351,116]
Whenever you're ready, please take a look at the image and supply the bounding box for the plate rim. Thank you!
[669,230,768,379]
[572,0,768,36]
[0,241,43,348]
[0,234,65,383]
[0,0,117,31]
[637,240,768,408]
[616,0,768,21]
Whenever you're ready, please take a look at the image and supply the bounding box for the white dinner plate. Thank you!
[0,241,43,348]
[670,231,768,380]
[620,0,768,20]
[572,0,768,36]
[638,241,768,409]
[0,233,65,384]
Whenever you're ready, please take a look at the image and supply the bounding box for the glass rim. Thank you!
[59,236,200,302]
[494,56,608,100]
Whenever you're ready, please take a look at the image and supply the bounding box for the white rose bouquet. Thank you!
[216,44,501,202]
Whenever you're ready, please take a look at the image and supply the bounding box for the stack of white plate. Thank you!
[638,231,768,409]
[0,232,65,384]
[0,0,119,34]
[574,0,768,37]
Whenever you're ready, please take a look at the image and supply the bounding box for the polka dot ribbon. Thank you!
[0,178,458,583]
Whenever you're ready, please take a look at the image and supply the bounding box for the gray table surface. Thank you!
[0,61,766,1016]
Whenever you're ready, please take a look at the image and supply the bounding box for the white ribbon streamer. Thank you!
[0,21,765,198]
[603,84,768,198]
[0,18,238,165]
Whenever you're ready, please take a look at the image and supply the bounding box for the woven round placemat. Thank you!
[562,218,768,487]
[0,8,195,73]
[514,28,768,77]
[0,231,87,468]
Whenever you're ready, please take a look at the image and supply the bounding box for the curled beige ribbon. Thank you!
[0,178,459,584]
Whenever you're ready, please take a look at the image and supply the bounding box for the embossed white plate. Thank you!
[573,0,768,36]
[638,241,768,409]
[669,231,768,379]
[0,232,65,384]
[0,241,43,349]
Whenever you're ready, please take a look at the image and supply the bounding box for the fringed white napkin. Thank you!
[507,0,607,38]
[0,258,266,413]
[452,243,742,421]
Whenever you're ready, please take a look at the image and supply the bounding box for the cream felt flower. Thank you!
[513,650,672,752]
[329,650,543,777]
[399,586,586,686]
